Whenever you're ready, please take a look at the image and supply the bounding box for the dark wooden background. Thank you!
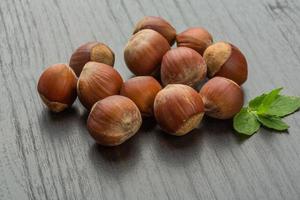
[1,0,300,199]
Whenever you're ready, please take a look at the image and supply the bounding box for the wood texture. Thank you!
[1,0,300,199]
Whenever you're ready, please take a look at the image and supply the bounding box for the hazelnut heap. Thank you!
[37,63,77,112]
[133,16,176,45]
[69,41,115,76]
[161,47,207,87]
[77,62,123,110]
[37,16,249,146]
[154,84,204,136]
[124,29,170,76]
[176,27,213,55]
[199,77,244,119]
[120,76,162,117]
[87,95,142,146]
[203,42,248,85]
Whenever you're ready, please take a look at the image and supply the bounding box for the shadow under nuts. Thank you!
[133,16,177,45]
[87,95,142,146]
[124,29,170,76]
[199,77,244,119]
[203,42,248,85]
[154,84,204,136]
[37,63,77,112]
[69,41,115,76]
[120,76,162,117]
[176,27,213,55]
[161,47,207,87]
[77,62,123,110]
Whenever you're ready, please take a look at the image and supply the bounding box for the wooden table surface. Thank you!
[1,0,300,199]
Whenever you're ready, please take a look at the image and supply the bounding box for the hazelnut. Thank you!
[87,95,142,146]
[69,41,115,76]
[176,27,213,55]
[124,29,170,76]
[37,63,77,112]
[154,84,204,136]
[161,47,207,87]
[77,62,123,110]
[120,76,162,117]
[203,42,248,85]
[133,16,176,45]
[199,77,244,119]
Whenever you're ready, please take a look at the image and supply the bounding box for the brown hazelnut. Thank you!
[176,27,213,55]
[133,16,176,45]
[37,63,77,112]
[124,29,170,76]
[69,41,115,76]
[154,84,204,136]
[203,42,248,85]
[120,76,162,117]
[161,47,207,87]
[87,95,142,146]
[77,62,123,110]
[199,77,244,119]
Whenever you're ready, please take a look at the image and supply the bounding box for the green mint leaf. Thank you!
[249,93,267,110]
[265,96,300,117]
[257,115,289,131]
[233,108,261,135]
[257,88,283,114]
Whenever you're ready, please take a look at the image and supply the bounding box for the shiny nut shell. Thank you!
[154,84,204,135]
[124,29,170,76]
[161,47,207,87]
[120,76,162,116]
[176,27,213,55]
[69,41,115,76]
[77,62,123,110]
[37,63,77,112]
[199,77,244,119]
[203,42,248,85]
[87,95,142,146]
[133,16,176,45]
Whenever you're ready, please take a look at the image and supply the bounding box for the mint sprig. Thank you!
[234,88,300,136]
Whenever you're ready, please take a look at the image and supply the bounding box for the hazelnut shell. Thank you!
[203,42,248,85]
[77,62,123,110]
[124,29,170,76]
[133,16,176,45]
[69,41,115,76]
[154,84,204,135]
[161,47,207,87]
[120,76,162,116]
[87,95,142,146]
[37,63,77,112]
[199,76,244,119]
[176,27,213,55]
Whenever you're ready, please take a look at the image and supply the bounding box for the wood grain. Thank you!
[1,0,300,199]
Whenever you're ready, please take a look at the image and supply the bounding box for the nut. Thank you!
[77,62,123,110]
[120,76,162,116]
[203,42,248,85]
[69,41,115,76]
[37,63,77,112]
[199,77,244,119]
[161,47,207,87]
[154,84,204,136]
[176,27,213,55]
[87,95,142,146]
[133,16,176,45]
[124,29,170,76]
